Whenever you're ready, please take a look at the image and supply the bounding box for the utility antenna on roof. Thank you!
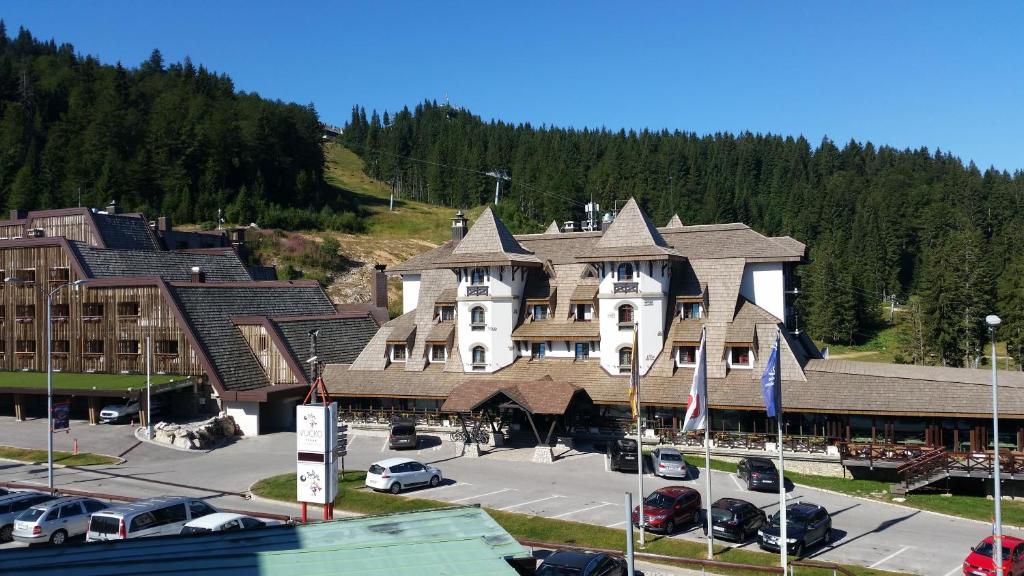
[217,208,225,230]
[486,170,510,205]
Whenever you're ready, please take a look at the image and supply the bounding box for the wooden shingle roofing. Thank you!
[512,320,600,341]
[439,377,586,415]
[577,198,682,262]
[440,208,542,267]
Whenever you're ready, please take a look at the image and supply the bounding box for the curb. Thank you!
[245,480,361,519]
[0,451,125,467]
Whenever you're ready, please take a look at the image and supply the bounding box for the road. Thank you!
[0,417,1009,574]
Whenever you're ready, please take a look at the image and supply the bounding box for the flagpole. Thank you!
[776,330,787,571]
[703,328,713,559]
[634,322,645,548]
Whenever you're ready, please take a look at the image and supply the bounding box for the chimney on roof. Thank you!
[9,209,27,221]
[600,211,615,232]
[562,220,575,232]
[372,264,388,310]
[230,227,248,261]
[190,266,206,283]
[451,210,468,243]
[156,216,172,232]
[106,200,121,215]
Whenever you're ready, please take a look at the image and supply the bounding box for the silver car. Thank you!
[0,492,58,542]
[652,447,688,478]
[13,496,108,545]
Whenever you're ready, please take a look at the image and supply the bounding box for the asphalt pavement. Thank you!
[0,417,1012,575]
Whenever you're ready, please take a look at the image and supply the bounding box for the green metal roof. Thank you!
[0,506,531,576]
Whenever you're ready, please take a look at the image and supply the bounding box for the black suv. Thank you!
[757,502,832,557]
[704,498,766,542]
[388,418,418,450]
[607,438,639,472]
[537,549,627,576]
[737,457,780,491]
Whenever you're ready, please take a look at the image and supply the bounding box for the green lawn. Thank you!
[0,445,119,466]
[683,455,1024,526]
[252,472,904,576]
[1,372,184,391]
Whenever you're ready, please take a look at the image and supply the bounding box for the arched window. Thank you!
[470,268,486,285]
[470,306,486,329]
[618,347,633,371]
[617,263,634,280]
[472,346,486,365]
[618,304,634,325]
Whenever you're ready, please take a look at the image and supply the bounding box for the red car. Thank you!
[631,486,701,534]
[963,535,1024,576]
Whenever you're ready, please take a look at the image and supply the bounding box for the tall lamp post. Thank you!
[3,276,87,492]
[987,314,1004,576]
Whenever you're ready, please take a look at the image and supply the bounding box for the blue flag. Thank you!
[760,336,780,418]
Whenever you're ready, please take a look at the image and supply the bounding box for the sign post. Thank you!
[296,402,339,521]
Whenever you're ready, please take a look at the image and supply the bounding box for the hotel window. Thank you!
[618,347,632,373]
[51,303,70,319]
[617,304,634,326]
[15,305,34,319]
[729,346,752,368]
[84,340,104,355]
[575,342,590,360]
[0,340,4,354]
[471,346,486,369]
[391,344,407,362]
[470,268,486,285]
[82,303,104,317]
[676,346,696,366]
[16,340,35,354]
[531,342,546,359]
[14,269,36,285]
[439,306,455,321]
[616,263,634,280]
[52,340,70,354]
[48,267,70,285]
[681,302,701,319]
[118,301,140,317]
[118,340,140,355]
[430,344,447,362]
[470,306,486,330]
[532,304,548,321]
[156,340,179,355]
[574,303,592,321]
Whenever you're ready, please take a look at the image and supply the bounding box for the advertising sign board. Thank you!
[296,402,338,505]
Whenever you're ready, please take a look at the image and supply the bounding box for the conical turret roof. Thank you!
[544,220,561,234]
[440,207,541,267]
[579,198,681,261]
[666,214,683,228]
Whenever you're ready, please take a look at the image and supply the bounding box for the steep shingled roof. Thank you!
[91,212,161,250]
[666,214,684,228]
[440,208,541,267]
[544,220,561,234]
[273,315,380,378]
[72,243,251,282]
[578,198,681,261]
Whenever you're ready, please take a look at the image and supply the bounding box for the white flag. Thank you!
[681,330,707,431]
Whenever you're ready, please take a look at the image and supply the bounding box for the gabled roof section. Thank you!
[273,314,380,372]
[659,223,805,262]
[440,207,542,267]
[440,377,586,415]
[727,298,781,343]
[666,214,684,228]
[72,242,251,282]
[90,212,161,250]
[579,198,682,261]
[544,220,561,234]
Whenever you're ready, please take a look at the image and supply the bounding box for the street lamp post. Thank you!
[3,276,87,493]
[987,314,1004,576]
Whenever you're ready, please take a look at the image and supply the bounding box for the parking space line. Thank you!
[380,438,389,452]
[429,482,472,491]
[450,488,514,503]
[550,502,615,519]
[497,495,564,511]
[605,521,626,528]
[731,474,744,490]
[869,546,910,569]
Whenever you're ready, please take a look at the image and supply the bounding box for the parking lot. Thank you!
[0,417,1015,574]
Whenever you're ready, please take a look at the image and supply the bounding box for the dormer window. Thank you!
[470,306,486,330]
[617,304,634,328]
[532,305,549,321]
[618,347,633,374]
[437,306,455,322]
[391,344,407,362]
[470,268,486,285]
[531,342,546,359]
[676,346,697,367]
[678,302,701,319]
[430,345,447,363]
[574,303,592,321]
[729,346,752,369]
[617,263,634,281]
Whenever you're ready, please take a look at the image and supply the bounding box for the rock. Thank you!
[219,417,236,436]
[173,436,192,449]
[154,430,174,444]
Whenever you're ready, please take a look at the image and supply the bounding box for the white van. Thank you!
[86,496,218,542]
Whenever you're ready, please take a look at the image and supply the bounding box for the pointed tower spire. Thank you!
[441,207,541,267]
[579,198,681,261]
[666,214,683,228]
[544,220,561,234]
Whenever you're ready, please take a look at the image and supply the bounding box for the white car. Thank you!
[179,512,281,535]
[99,401,141,423]
[365,458,442,494]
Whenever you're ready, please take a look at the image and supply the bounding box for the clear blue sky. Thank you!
[6,1,1023,171]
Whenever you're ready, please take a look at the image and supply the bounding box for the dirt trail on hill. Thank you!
[327,234,436,305]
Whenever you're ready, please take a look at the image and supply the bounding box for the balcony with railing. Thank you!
[466,285,489,297]
[613,282,638,294]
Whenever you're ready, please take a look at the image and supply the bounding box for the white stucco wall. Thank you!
[739,263,784,321]
[456,265,526,372]
[597,260,669,376]
[401,274,421,314]
[224,400,260,436]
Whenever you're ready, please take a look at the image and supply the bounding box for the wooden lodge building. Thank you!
[0,204,382,435]
[325,199,1024,460]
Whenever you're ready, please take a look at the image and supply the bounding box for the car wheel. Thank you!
[793,542,804,558]
[824,528,832,544]
[0,524,11,542]
[429,475,440,487]
[692,511,701,526]
[389,482,402,495]
[664,520,675,535]
[50,529,67,545]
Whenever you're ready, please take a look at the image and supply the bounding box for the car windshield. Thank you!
[710,508,736,522]
[368,464,385,475]
[536,564,582,576]
[644,493,675,508]
[659,453,682,462]
[17,508,46,522]
[768,510,809,528]
[973,542,1012,559]
[391,426,415,436]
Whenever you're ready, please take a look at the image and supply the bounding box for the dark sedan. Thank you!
[758,502,832,557]
[703,498,766,542]
[737,457,780,491]
[607,438,639,473]
[537,549,628,576]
